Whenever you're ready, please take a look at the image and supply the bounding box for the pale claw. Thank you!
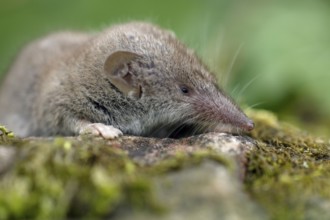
[79,123,123,139]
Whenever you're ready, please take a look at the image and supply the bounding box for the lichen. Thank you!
[245,109,330,220]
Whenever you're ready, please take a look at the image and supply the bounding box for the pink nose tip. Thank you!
[245,120,254,131]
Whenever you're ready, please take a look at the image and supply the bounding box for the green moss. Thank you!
[0,134,229,219]
[245,109,330,220]
[0,125,15,142]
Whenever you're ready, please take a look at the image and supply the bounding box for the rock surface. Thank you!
[0,146,16,175]
[116,161,266,220]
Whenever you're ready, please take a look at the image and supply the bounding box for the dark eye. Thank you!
[180,86,189,94]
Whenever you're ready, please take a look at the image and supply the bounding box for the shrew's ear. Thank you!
[104,51,142,99]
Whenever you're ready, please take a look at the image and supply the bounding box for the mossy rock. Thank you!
[245,110,330,220]
[0,109,329,220]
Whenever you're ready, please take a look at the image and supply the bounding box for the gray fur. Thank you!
[0,22,253,138]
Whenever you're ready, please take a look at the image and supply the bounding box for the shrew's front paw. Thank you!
[79,123,123,139]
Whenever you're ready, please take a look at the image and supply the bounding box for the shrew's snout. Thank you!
[244,119,255,131]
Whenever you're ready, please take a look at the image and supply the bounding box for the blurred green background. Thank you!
[0,0,329,136]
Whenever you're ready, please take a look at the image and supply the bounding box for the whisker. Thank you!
[175,114,201,137]
[236,73,262,103]
[168,123,187,138]
[196,123,209,135]
[230,82,241,99]
[149,120,172,138]
[245,101,266,110]
[223,43,244,87]
[190,124,201,137]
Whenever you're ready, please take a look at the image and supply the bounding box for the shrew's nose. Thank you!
[245,119,254,131]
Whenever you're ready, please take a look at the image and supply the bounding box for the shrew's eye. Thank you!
[180,85,189,94]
